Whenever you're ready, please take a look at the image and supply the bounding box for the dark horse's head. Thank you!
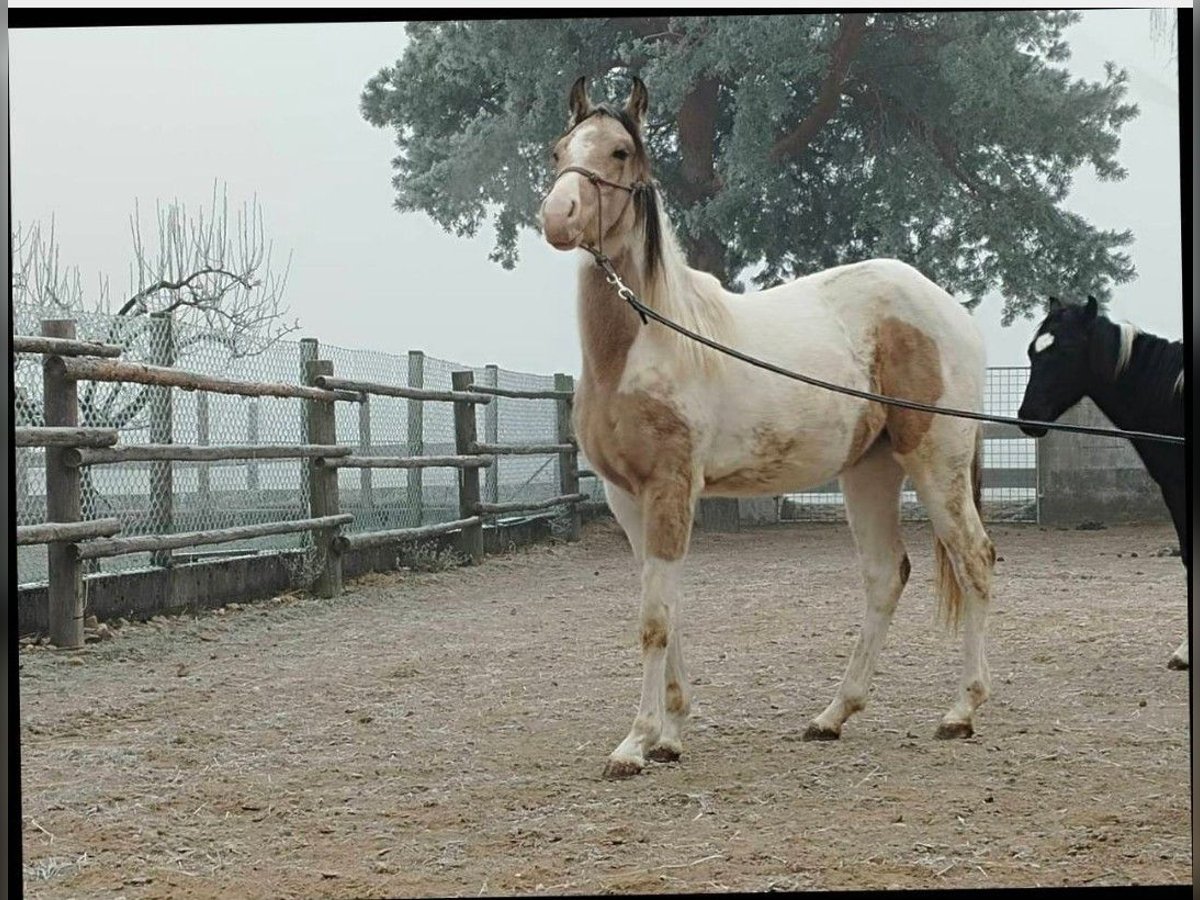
[1017,295,1106,437]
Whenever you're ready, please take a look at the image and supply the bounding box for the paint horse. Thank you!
[540,76,996,778]
[1017,296,1187,669]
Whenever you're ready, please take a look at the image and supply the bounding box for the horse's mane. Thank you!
[632,183,731,375]
[1108,319,1184,398]
[575,103,731,375]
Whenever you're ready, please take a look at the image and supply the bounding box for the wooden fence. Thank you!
[14,319,587,648]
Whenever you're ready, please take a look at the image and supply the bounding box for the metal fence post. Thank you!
[299,338,319,534]
[483,364,500,506]
[304,358,343,597]
[247,397,260,493]
[359,392,374,524]
[196,390,211,506]
[42,319,84,648]
[554,373,581,541]
[452,370,484,564]
[148,312,175,567]
[407,350,425,526]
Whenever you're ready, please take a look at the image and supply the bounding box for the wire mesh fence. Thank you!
[15,314,578,586]
[781,367,1038,523]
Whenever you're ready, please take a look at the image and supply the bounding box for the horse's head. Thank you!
[540,76,653,255]
[1017,295,1100,436]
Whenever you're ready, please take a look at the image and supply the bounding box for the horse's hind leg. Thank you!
[1165,489,1189,670]
[806,440,909,740]
[904,437,995,739]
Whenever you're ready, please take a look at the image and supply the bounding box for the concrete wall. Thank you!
[1036,398,1168,526]
[17,506,603,637]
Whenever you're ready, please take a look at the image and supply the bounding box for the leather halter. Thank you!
[548,164,647,259]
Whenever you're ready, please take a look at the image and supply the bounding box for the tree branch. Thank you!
[116,267,255,316]
[769,13,869,162]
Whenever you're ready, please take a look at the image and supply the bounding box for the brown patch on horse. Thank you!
[873,317,944,454]
[665,680,688,716]
[576,361,695,560]
[704,424,805,493]
[641,620,669,650]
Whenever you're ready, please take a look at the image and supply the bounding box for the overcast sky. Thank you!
[10,11,1181,376]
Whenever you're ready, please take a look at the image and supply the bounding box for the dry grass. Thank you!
[18,519,1191,897]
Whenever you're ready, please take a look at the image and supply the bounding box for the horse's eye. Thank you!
[613,149,629,161]
[551,151,559,163]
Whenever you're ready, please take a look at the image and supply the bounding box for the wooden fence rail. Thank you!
[470,441,576,456]
[315,454,494,470]
[17,518,122,546]
[16,426,119,448]
[67,444,351,467]
[13,334,124,358]
[467,384,573,401]
[313,374,493,405]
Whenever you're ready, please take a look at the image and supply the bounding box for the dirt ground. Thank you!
[19,519,1192,897]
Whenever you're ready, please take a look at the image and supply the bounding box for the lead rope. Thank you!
[583,247,1186,447]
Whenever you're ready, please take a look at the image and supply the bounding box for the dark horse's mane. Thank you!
[1097,316,1184,400]
[565,104,663,282]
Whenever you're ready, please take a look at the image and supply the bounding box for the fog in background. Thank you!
[10,11,1181,375]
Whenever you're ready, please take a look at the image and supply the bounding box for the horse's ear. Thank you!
[1084,295,1099,319]
[624,76,649,125]
[567,76,593,128]
[1047,296,1062,314]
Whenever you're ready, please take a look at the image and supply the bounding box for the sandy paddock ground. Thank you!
[19,519,1191,897]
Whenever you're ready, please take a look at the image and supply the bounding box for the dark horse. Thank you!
[1017,296,1187,668]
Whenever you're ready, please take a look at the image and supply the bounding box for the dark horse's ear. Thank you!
[624,76,649,125]
[1084,295,1099,319]
[1047,296,1063,314]
[567,76,593,128]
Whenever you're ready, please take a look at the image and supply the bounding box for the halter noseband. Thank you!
[549,164,647,260]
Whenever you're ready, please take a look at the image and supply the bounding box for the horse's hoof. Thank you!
[646,744,682,763]
[603,757,643,779]
[1167,656,1189,670]
[802,723,841,742]
[934,721,974,740]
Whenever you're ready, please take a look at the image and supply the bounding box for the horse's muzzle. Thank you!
[1016,405,1049,438]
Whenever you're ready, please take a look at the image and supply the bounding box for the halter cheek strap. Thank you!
[549,165,645,259]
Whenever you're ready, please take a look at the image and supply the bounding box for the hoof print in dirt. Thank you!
[603,758,643,779]
[801,724,840,742]
[934,721,974,740]
[645,745,681,763]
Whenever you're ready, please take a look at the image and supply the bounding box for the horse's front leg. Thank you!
[605,475,695,779]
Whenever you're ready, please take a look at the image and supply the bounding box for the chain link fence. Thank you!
[781,367,1038,523]
[15,314,577,586]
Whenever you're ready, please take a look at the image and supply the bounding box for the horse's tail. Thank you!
[934,428,984,630]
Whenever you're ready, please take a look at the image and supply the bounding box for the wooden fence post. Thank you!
[246,397,260,493]
[483,364,500,506]
[452,370,484,564]
[359,392,374,524]
[42,319,84,648]
[148,312,175,568]
[407,350,425,526]
[554,373,581,542]
[304,358,343,597]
